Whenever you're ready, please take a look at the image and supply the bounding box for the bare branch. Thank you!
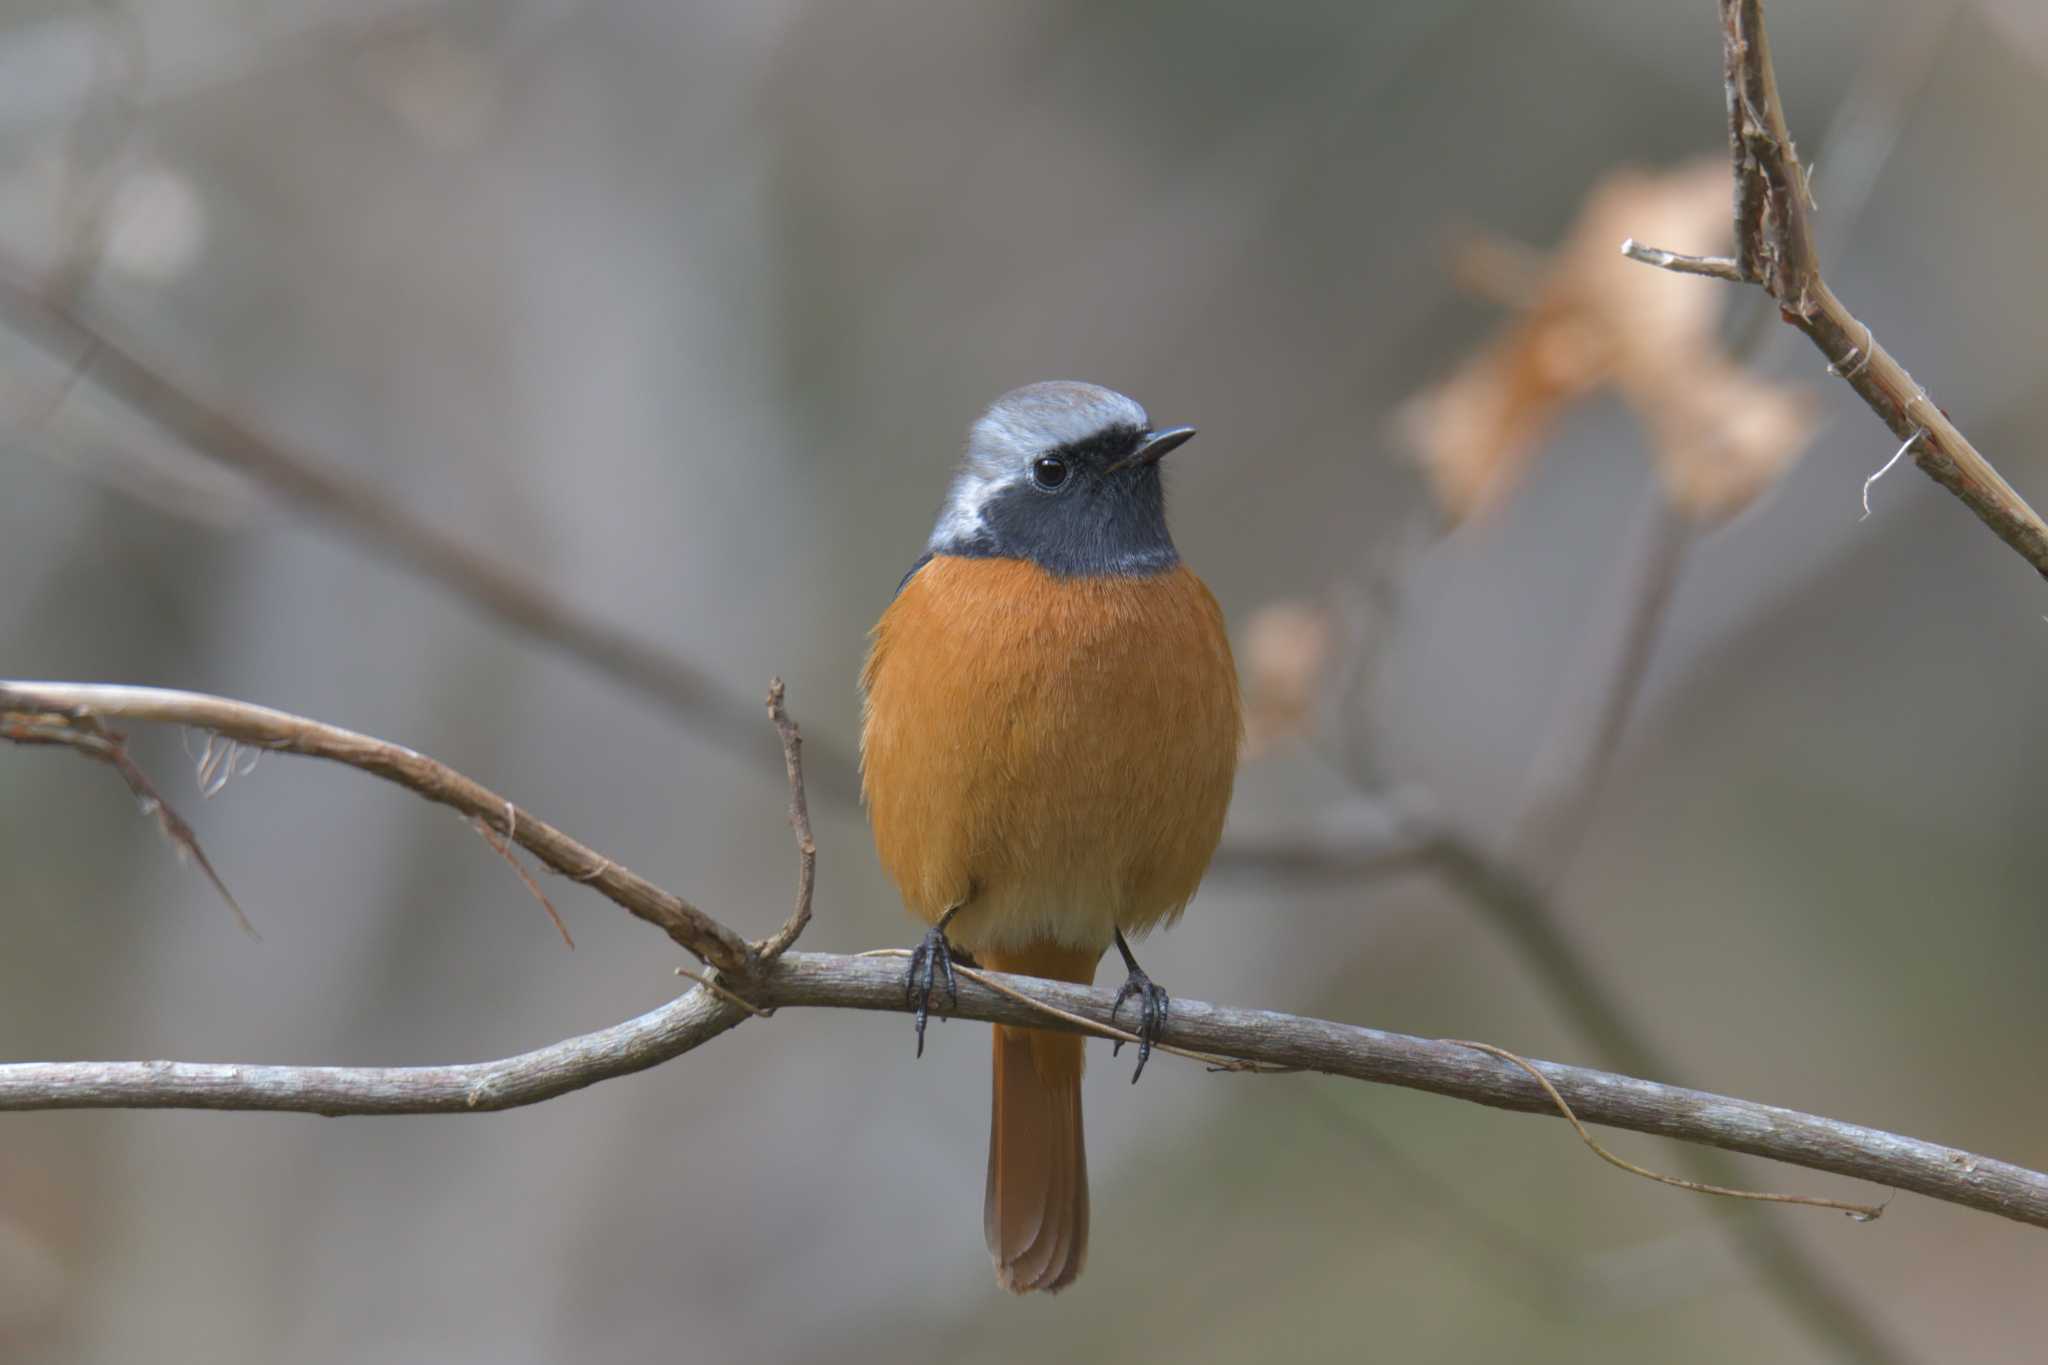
[1618,239,1744,281]
[0,982,750,1115]
[0,267,864,804]
[1509,487,1691,883]
[4,681,2046,1240]
[0,681,755,974]
[0,952,2041,1236]
[1627,0,2048,582]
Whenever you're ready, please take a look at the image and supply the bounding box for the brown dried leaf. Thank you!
[1397,302,1613,525]
[1564,162,1732,371]
[1589,167,1818,521]
[1641,364,1818,522]
[1241,601,1332,757]
[1402,160,1813,525]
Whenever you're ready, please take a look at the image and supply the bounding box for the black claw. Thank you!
[905,922,964,1058]
[1110,970,1170,1083]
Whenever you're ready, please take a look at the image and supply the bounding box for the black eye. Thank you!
[1032,456,1069,490]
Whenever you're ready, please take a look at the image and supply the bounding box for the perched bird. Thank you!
[860,382,1242,1294]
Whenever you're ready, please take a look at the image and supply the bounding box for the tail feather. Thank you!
[987,1023,1087,1293]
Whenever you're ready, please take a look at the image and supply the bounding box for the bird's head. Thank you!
[927,381,1195,578]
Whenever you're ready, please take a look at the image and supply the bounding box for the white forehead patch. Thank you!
[929,382,1150,550]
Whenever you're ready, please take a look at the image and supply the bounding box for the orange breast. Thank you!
[860,556,1241,962]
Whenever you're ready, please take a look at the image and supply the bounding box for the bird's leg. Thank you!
[905,902,974,1058]
[1109,928,1170,1083]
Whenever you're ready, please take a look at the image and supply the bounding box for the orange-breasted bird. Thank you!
[860,381,1241,1294]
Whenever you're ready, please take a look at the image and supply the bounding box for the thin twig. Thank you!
[1627,0,2048,583]
[469,815,574,949]
[1451,1040,1888,1221]
[1617,240,1744,281]
[753,678,815,963]
[1,706,257,940]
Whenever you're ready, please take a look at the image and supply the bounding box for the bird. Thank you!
[859,381,1241,1294]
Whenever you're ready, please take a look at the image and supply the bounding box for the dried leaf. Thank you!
[1397,306,1612,524]
[1641,364,1818,522]
[1241,601,1332,757]
[1402,161,1814,525]
[1567,163,1731,372]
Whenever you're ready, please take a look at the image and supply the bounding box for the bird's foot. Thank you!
[1110,965,1170,1083]
[904,922,973,1057]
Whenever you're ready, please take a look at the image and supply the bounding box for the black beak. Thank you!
[1136,425,1197,466]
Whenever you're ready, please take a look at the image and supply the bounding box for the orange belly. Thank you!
[860,555,1241,962]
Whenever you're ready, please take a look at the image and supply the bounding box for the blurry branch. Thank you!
[1508,485,1689,882]
[47,3,146,304]
[1625,0,2048,583]
[1222,798,1911,1361]
[1247,19,1974,1347]
[2,952,2043,1235]
[1804,0,1962,261]
[0,680,756,975]
[1505,0,1954,876]
[0,268,863,806]
[5,683,2048,1237]
[1224,809,1706,1100]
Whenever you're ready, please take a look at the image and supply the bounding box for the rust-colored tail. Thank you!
[986,1022,1088,1293]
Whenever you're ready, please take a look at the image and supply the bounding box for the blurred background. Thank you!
[4,1,2048,1360]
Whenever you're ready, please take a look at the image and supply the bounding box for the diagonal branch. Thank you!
[0,680,756,974]
[1,951,2043,1236]
[1624,0,2048,582]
